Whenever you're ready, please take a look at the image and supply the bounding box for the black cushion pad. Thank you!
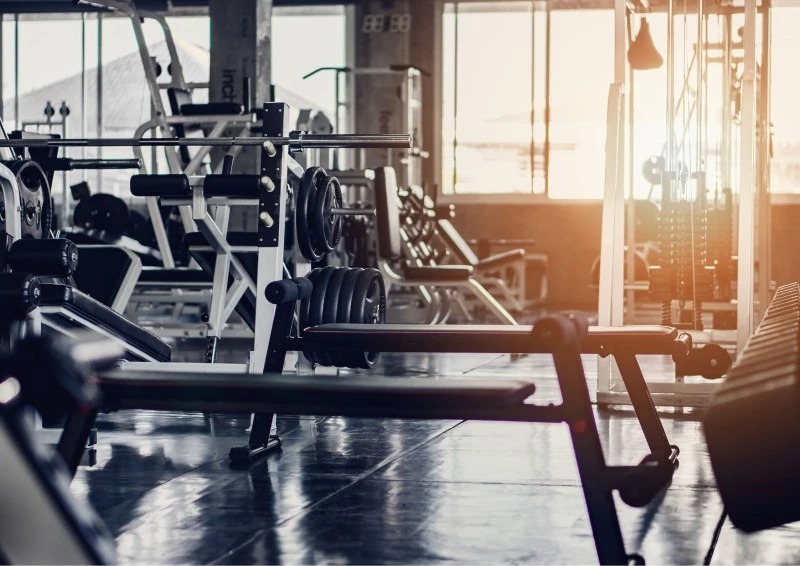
[300,323,679,355]
[38,283,171,362]
[404,265,473,282]
[98,370,538,418]
[138,268,210,285]
[180,102,245,116]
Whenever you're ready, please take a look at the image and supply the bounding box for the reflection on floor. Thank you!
[69,352,799,565]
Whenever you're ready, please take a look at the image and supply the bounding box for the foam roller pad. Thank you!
[8,238,79,277]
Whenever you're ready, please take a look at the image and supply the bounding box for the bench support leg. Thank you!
[614,353,673,459]
[554,348,633,565]
[58,409,98,480]
[229,413,281,465]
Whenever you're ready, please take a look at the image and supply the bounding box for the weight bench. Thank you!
[57,313,674,565]
[37,282,171,362]
[374,167,518,324]
[436,218,548,310]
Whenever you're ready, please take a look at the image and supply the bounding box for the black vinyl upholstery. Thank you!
[300,323,681,356]
[38,283,171,362]
[98,370,538,414]
[72,246,137,309]
[374,166,403,260]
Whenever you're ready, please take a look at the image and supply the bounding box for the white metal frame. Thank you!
[597,0,765,408]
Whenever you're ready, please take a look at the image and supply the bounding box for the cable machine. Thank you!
[598,0,770,408]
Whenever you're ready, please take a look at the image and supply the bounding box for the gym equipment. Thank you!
[298,267,386,368]
[0,332,118,565]
[295,166,376,262]
[704,282,800,532]
[6,238,79,278]
[0,160,52,239]
[53,310,680,565]
[0,132,412,151]
[73,194,130,234]
[597,0,770,407]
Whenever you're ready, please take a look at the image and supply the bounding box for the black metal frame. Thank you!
[218,281,680,564]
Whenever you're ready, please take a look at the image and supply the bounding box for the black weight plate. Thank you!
[296,167,327,262]
[307,266,336,366]
[312,175,344,254]
[642,155,664,186]
[5,160,52,239]
[349,268,386,369]
[321,267,349,368]
[336,268,363,368]
[700,343,731,380]
[77,193,130,234]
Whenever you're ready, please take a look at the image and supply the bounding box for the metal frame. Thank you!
[597,0,768,408]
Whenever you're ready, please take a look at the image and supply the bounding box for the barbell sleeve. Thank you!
[0,131,413,150]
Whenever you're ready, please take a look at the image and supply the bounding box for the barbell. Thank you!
[0,132,412,151]
[295,166,376,262]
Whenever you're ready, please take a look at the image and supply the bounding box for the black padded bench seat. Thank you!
[38,283,172,362]
[138,268,211,286]
[97,371,540,418]
[297,323,687,358]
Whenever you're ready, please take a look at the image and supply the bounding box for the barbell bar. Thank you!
[0,132,412,150]
[329,208,376,216]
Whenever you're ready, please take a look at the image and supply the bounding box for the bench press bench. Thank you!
[55,312,676,565]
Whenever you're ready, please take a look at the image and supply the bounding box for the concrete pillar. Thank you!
[353,0,439,189]
[209,0,272,229]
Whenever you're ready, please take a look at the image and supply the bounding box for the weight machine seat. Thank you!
[437,219,527,270]
[300,323,685,357]
[96,370,538,415]
[182,231,259,250]
[476,249,527,270]
[138,267,211,286]
[37,283,172,362]
[179,103,246,117]
[404,265,473,282]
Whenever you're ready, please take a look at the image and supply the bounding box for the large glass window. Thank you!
[442,2,540,195]
[769,7,800,194]
[442,3,613,199]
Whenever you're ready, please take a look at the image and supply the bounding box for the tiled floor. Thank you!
[69,351,800,564]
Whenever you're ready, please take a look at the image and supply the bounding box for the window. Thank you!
[769,8,800,194]
[442,3,614,199]
[442,2,540,195]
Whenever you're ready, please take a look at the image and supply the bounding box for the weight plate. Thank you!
[74,193,130,235]
[642,155,664,186]
[312,175,343,255]
[2,160,52,239]
[296,166,328,262]
[306,266,336,365]
[321,267,349,368]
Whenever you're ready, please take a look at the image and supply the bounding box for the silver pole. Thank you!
[0,133,413,149]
